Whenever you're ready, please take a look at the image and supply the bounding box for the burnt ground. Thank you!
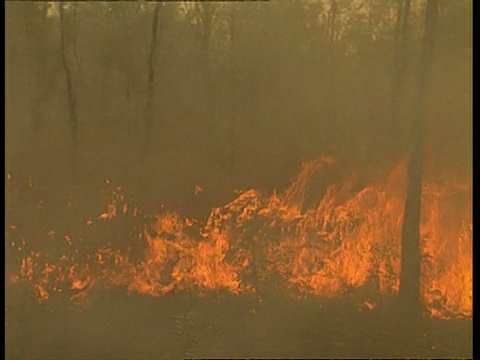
[6,283,472,360]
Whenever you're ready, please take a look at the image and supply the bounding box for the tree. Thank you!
[390,0,411,159]
[399,0,439,316]
[145,3,164,155]
[95,4,143,116]
[59,3,80,182]
[227,3,238,168]
[325,0,339,152]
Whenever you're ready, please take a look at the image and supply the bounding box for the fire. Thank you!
[8,157,471,319]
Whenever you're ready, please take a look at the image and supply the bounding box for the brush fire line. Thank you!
[9,158,472,319]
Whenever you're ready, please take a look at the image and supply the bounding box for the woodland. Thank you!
[5,1,472,359]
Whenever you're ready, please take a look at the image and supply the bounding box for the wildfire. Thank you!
[8,157,472,319]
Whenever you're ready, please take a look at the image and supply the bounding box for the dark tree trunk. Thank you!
[399,0,439,316]
[228,4,237,170]
[324,0,338,152]
[59,4,79,183]
[390,0,411,159]
[136,3,163,203]
[145,3,162,154]
[196,3,216,151]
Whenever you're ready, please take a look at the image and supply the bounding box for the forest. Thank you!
[5,1,472,359]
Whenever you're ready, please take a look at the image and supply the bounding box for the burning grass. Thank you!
[7,156,472,319]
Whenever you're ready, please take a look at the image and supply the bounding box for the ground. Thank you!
[6,284,472,360]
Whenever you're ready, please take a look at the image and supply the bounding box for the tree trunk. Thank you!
[145,3,162,154]
[390,0,411,159]
[228,4,237,170]
[136,3,163,203]
[399,0,439,316]
[197,3,216,152]
[324,0,337,152]
[59,4,79,183]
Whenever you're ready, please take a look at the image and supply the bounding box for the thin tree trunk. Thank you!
[138,3,162,202]
[59,4,79,183]
[145,3,162,155]
[228,5,237,169]
[71,4,80,78]
[399,0,439,316]
[198,3,216,150]
[390,0,411,158]
[325,0,337,152]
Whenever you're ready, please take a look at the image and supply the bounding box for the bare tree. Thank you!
[390,0,411,157]
[324,0,338,151]
[227,4,238,168]
[97,5,141,116]
[399,0,439,316]
[59,3,80,181]
[145,3,164,154]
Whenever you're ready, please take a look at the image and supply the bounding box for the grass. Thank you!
[6,285,472,359]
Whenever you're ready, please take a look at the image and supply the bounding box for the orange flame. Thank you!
[9,157,471,319]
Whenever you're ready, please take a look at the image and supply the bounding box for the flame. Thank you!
[8,157,471,319]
